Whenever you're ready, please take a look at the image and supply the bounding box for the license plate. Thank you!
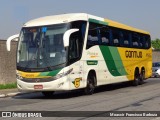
[34,85,43,89]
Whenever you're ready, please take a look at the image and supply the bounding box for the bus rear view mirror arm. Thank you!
[63,29,79,47]
[6,34,19,51]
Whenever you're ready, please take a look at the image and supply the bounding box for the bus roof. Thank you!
[104,18,149,35]
[24,13,88,27]
[24,13,149,35]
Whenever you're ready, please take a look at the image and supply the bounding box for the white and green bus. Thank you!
[7,13,152,97]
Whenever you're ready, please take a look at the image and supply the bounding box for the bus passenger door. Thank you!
[68,34,84,90]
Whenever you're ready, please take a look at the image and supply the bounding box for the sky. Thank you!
[0,0,160,40]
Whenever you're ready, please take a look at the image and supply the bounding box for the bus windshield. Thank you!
[17,23,69,71]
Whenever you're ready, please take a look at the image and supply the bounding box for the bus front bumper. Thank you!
[17,76,70,92]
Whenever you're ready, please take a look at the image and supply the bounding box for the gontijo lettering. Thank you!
[125,50,142,58]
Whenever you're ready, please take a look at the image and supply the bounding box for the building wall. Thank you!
[152,50,160,62]
[0,40,17,84]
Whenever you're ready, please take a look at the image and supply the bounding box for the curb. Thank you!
[7,92,21,97]
[0,92,30,98]
[0,94,6,98]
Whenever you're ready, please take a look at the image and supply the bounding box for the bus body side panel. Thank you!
[82,46,129,87]
[68,61,86,90]
[117,47,152,80]
[98,46,129,84]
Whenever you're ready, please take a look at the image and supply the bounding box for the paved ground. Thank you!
[0,88,18,95]
[0,78,160,120]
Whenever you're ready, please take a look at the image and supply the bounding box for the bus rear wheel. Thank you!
[132,70,140,86]
[139,71,145,85]
[84,74,96,95]
[42,91,55,97]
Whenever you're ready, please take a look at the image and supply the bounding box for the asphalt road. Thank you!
[1,78,160,120]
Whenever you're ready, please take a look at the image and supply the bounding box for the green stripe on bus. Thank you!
[40,68,61,77]
[99,46,121,76]
[108,47,127,75]
[89,18,108,25]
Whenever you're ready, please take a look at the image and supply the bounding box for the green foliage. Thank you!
[0,82,17,89]
[152,38,160,50]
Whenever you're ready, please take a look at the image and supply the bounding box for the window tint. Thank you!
[69,37,79,59]
[132,33,139,48]
[86,23,101,49]
[69,21,87,64]
[71,21,86,58]
[139,35,145,48]
[122,31,130,47]
[99,26,110,45]
[86,22,150,49]
[153,62,160,67]
[112,28,120,46]
[144,35,151,49]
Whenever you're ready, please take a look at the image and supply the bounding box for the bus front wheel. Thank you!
[84,74,96,95]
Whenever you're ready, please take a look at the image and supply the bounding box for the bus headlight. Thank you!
[16,73,23,80]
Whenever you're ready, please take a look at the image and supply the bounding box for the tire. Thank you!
[139,71,145,85]
[42,91,55,97]
[84,74,96,95]
[132,71,140,86]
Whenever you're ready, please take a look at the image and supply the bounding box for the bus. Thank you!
[7,13,152,97]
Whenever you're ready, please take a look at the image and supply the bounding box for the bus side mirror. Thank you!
[63,29,79,47]
[6,34,19,51]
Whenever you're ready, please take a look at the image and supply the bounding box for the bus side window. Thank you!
[100,27,110,46]
[139,35,145,48]
[86,23,100,49]
[111,28,120,46]
[69,33,80,60]
[132,33,139,48]
[70,21,87,63]
[144,35,151,49]
[122,31,130,47]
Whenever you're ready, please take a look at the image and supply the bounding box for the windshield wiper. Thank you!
[49,62,67,70]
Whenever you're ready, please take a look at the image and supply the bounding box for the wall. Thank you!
[152,50,160,62]
[0,40,17,84]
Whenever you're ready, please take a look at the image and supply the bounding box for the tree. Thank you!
[151,38,160,50]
